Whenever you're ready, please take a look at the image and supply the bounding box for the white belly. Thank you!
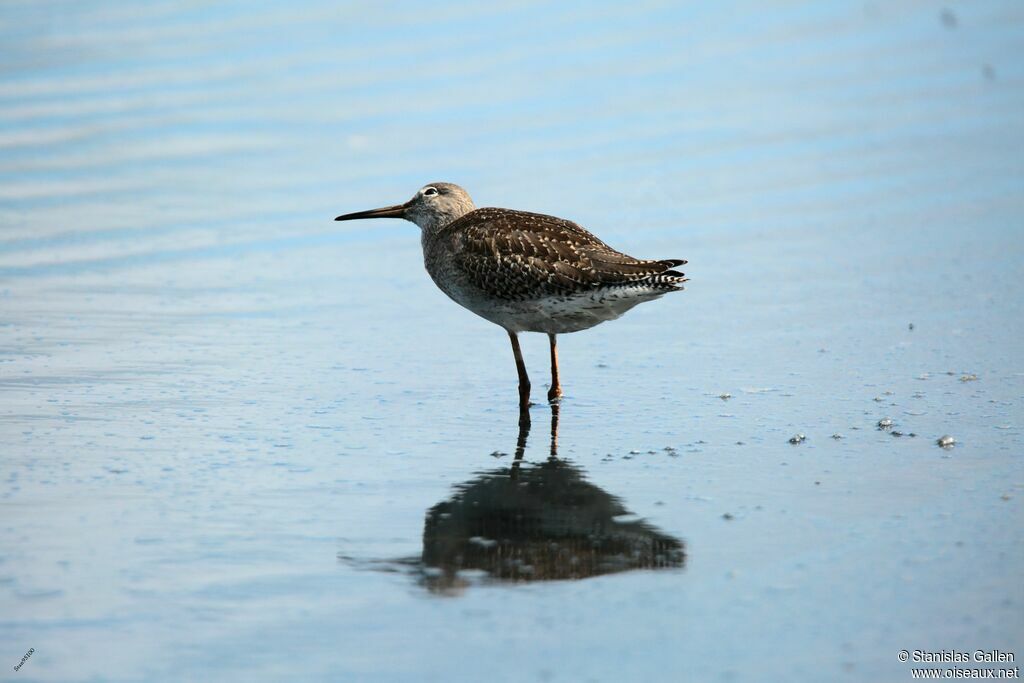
[453,286,668,334]
[422,245,675,334]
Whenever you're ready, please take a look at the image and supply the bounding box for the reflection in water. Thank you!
[352,405,685,595]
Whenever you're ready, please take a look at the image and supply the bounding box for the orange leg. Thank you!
[507,331,531,419]
[547,333,563,402]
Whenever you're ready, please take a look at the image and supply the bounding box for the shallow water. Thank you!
[2,1,1023,681]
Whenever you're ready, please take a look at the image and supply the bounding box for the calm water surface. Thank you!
[2,2,1023,681]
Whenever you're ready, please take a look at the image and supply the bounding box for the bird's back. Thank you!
[420,207,687,334]
[425,207,687,301]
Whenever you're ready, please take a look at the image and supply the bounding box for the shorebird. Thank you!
[335,183,687,413]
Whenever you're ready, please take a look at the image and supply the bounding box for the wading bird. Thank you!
[335,183,687,417]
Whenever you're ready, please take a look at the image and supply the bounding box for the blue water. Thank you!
[2,2,1023,681]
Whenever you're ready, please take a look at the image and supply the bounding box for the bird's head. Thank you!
[334,182,475,232]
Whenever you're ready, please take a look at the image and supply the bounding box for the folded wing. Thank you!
[443,208,687,300]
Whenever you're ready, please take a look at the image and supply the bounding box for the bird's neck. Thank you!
[413,206,474,236]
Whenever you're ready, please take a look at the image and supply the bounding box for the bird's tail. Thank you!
[649,258,688,289]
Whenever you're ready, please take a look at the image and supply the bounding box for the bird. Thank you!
[334,182,687,416]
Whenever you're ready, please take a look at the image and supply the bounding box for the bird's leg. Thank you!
[507,331,531,420]
[547,333,563,402]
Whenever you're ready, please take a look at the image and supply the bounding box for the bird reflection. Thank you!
[380,404,685,595]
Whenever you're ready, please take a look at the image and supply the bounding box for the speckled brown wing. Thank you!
[440,208,687,301]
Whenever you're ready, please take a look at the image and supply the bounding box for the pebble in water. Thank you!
[937,435,956,449]
[877,418,894,430]
[831,434,843,440]
[788,433,806,444]
[719,393,732,400]
[959,374,978,382]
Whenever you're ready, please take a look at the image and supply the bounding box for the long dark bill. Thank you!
[334,202,407,221]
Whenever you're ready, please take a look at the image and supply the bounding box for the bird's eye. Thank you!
[423,187,439,196]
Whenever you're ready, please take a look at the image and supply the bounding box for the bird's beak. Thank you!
[334,202,408,222]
